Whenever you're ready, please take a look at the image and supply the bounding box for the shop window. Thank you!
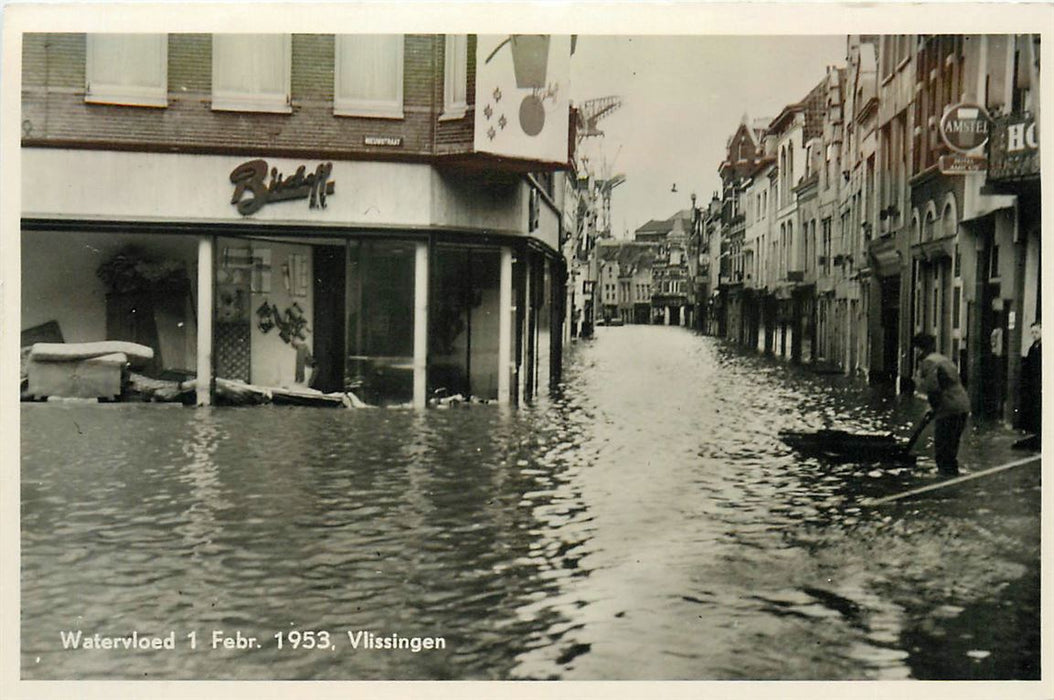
[96,243,194,378]
[216,240,317,389]
[335,34,404,118]
[85,34,168,107]
[441,34,468,120]
[214,240,255,383]
[346,240,416,405]
[212,34,291,113]
[429,246,502,401]
[953,285,961,330]
[932,280,939,335]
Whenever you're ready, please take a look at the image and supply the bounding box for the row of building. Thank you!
[689,34,1040,429]
[20,33,579,407]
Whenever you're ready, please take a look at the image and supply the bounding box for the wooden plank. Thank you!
[860,455,1042,507]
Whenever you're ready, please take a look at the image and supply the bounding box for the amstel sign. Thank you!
[940,103,993,154]
[939,102,992,174]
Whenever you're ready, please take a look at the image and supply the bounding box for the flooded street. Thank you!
[21,325,1040,680]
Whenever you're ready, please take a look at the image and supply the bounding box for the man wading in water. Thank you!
[913,333,971,476]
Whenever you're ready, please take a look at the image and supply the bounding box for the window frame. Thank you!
[441,34,469,121]
[334,34,405,119]
[211,34,292,114]
[85,33,168,108]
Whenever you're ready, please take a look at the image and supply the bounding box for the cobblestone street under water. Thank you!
[21,325,1040,680]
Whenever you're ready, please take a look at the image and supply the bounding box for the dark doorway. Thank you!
[875,275,900,385]
[979,281,1008,420]
[311,244,346,393]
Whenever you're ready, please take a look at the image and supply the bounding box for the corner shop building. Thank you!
[22,149,565,408]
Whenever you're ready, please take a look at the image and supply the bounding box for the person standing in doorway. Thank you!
[913,333,971,476]
[1020,322,1042,438]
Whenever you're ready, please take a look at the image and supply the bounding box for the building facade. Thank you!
[708,33,1041,430]
[21,33,573,407]
[634,210,694,325]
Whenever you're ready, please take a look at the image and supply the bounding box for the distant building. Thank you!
[634,210,694,326]
[717,115,769,344]
[596,241,656,324]
[699,194,724,335]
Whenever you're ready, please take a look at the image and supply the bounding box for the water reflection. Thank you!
[21,327,1039,680]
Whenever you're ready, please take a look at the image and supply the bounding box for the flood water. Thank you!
[21,325,1040,680]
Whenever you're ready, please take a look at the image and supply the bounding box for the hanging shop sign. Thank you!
[939,154,987,175]
[230,159,335,216]
[988,114,1039,182]
[474,34,572,164]
[940,102,993,154]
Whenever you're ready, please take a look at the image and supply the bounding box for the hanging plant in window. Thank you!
[97,246,189,295]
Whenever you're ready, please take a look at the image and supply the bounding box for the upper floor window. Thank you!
[85,34,167,107]
[442,34,468,120]
[335,34,404,119]
[212,34,291,114]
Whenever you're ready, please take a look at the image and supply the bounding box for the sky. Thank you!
[569,35,848,238]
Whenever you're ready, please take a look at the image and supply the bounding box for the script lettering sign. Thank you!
[230,159,335,216]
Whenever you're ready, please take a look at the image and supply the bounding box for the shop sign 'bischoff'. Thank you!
[230,159,335,216]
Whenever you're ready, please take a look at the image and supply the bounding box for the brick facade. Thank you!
[21,33,476,161]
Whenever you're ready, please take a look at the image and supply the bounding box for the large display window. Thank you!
[22,230,198,376]
[428,245,502,401]
[23,227,561,409]
[215,236,315,389]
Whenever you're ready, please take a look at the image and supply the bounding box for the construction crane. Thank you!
[595,173,625,239]
[568,96,623,336]
[575,95,622,144]
[573,97,625,241]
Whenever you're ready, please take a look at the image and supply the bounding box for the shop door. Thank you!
[877,275,900,385]
[311,245,346,393]
[979,282,1009,420]
[346,240,416,405]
